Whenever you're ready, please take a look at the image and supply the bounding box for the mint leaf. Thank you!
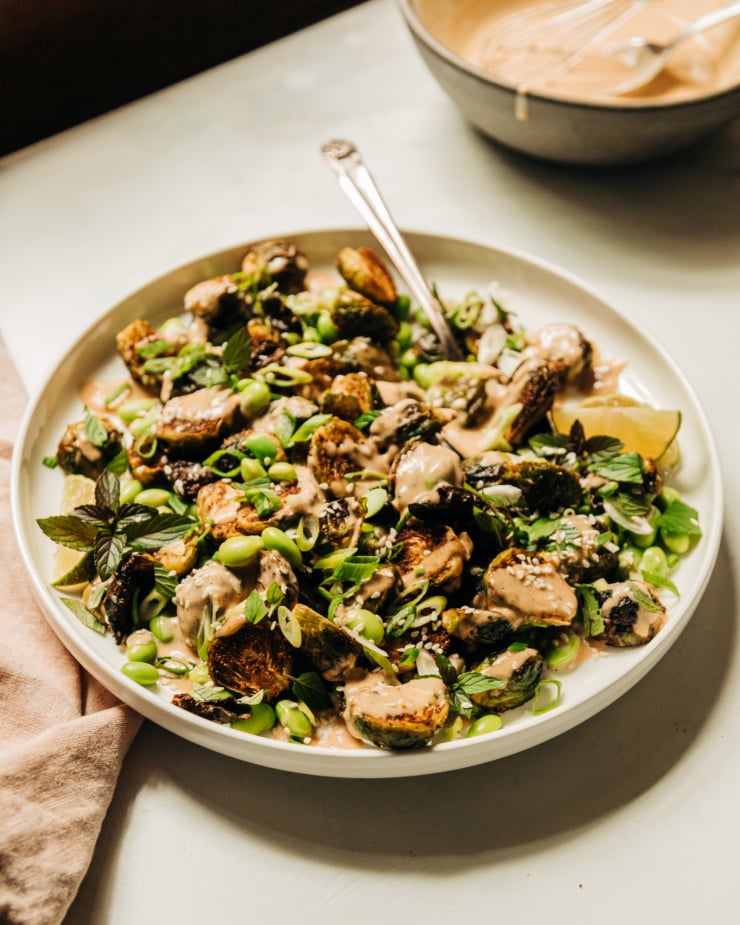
[291,671,332,712]
[577,584,605,637]
[656,499,701,537]
[36,515,99,550]
[221,326,252,375]
[244,589,267,624]
[589,452,643,485]
[60,596,107,634]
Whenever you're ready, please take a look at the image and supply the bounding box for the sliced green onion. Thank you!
[277,606,302,648]
[254,364,314,387]
[330,555,380,583]
[313,547,358,571]
[531,679,563,715]
[295,514,319,552]
[287,413,333,446]
[286,342,333,359]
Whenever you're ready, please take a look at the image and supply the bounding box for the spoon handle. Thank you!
[321,139,464,361]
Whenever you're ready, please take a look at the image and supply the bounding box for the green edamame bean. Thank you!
[467,714,503,737]
[135,488,171,508]
[618,545,643,575]
[661,531,691,555]
[126,636,158,662]
[216,535,264,569]
[238,380,271,417]
[149,615,174,643]
[345,609,385,645]
[230,702,276,736]
[240,457,267,481]
[119,479,144,505]
[261,526,302,569]
[316,311,338,343]
[244,433,281,466]
[399,348,418,370]
[395,295,411,322]
[639,545,669,577]
[413,363,433,388]
[660,486,682,508]
[276,701,313,739]
[121,661,160,686]
[395,321,413,350]
[267,462,297,482]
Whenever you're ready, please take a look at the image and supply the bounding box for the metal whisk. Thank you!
[479,0,646,88]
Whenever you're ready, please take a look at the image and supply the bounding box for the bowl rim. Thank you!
[397,0,740,113]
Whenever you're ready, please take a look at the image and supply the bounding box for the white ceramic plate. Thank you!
[11,229,722,778]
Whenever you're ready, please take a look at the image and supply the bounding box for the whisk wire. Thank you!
[480,0,647,87]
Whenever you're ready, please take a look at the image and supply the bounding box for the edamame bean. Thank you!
[261,526,302,569]
[126,639,158,663]
[149,615,174,643]
[121,661,160,686]
[344,609,385,645]
[399,348,418,370]
[276,701,313,739]
[316,311,338,343]
[216,535,264,568]
[119,478,143,505]
[135,488,171,508]
[633,507,660,549]
[268,462,297,482]
[395,321,413,350]
[243,433,281,465]
[618,545,642,575]
[230,702,276,736]
[467,714,503,737]
[661,531,691,555]
[240,457,267,481]
[639,545,669,577]
[238,380,271,417]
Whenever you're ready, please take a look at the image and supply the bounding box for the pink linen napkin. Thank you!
[0,339,142,925]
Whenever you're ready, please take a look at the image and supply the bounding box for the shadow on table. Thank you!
[476,117,740,265]
[100,531,736,874]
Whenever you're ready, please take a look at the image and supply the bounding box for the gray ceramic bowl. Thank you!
[398,0,740,166]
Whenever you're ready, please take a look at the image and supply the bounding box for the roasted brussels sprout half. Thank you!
[329,290,399,344]
[116,319,178,393]
[162,458,217,500]
[498,358,559,448]
[336,246,398,305]
[319,371,380,422]
[394,523,472,591]
[342,674,450,749]
[389,439,463,515]
[104,553,156,643]
[330,337,401,382]
[56,416,124,480]
[482,548,578,628]
[155,387,243,458]
[469,646,545,712]
[183,275,247,331]
[245,317,285,371]
[172,692,254,724]
[196,478,307,541]
[523,323,593,388]
[548,513,618,583]
[426,373,489,426]
[291,603,362,682]
[175,559,245,648]
[370,400,452,453]
[466,456,582,514]
[408,484,477,529]
[307,417,375,497]
[240,240,310,294]
[595,580,666,647]
[208,621,293,700]
[442,606,515,651]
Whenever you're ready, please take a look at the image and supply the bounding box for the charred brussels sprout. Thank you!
[291,603,362,682]
[57,417,124,480]
[155,387,243,458]
[183,275,248,332]
[595,580,666,647]
[116,319,178,393]
[104,554,156,643]
[240,240,310,294]
[483,548,578,628]
[408,484,477,529]
[370,400,452,453]
[442,606,515,651]
[207,621,293,700]
[469,456,582,514]
[394,522,471,591]
[329,290,399,344]
[470,646,545,712]
[336,246,398,305]
[343,675,450,749]
[319,372,380,422]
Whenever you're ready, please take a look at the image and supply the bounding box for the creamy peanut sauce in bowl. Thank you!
[419,0,740,105]
[400,0,740,164]
[11,229,722,777]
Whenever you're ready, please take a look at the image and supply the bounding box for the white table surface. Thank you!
[2,1,739,921]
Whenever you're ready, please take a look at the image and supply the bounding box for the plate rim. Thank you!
[10,227,724,778]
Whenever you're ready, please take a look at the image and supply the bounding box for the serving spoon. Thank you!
[321,139,464,361]
[604,1,740,95]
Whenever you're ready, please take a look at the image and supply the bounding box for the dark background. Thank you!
[1,0,366,156]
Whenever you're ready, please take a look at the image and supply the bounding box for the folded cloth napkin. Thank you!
[0,339,142,925]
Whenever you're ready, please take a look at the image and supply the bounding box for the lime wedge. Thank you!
[51,474,96,590]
